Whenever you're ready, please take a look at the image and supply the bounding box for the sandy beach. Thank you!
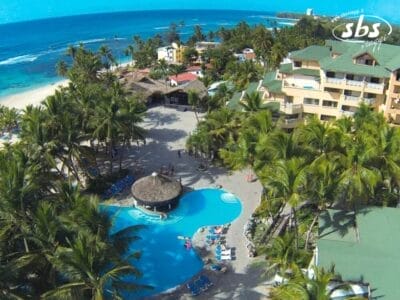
[0,80,69,109]
[0,61,133,110]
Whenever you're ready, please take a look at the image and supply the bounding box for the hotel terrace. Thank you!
[237,40,400,128]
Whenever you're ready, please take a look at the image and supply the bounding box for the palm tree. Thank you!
[260,158,307,249]
[98,45,115,70]
[56,60,69,77]
[270,265,351,300]
[42,232,149,299]
[0,146,42,253]
[304,158,341,249]
[296,117,342,157]
[188,90,201,123]
[336,133,381,212]
[220,110,274,180]
[240,91,263,112]
[125,45,135,66]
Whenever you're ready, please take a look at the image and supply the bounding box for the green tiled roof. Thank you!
[263,70,277,85]
[263,70,283,94]
[318,207,400,300]
[279,63,293,73]
[265,80,283,93]
[289,40,400,78]
[290,45,331,62]
[279,63,320,77]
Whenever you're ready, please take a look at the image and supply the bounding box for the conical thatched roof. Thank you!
[131,173,182,205]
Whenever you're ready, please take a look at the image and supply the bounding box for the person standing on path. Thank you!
[177,150,181,158]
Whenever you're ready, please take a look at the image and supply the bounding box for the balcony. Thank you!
[347,79,364,87]
[283,80,320,90]
[365,82,384,90]
[326,77,345,85]
[281,118,302,129]
[341,110,356,117]
[344,95,360,102]
[363,97,376,105]
[280,103,303,114]
[325,77,384,93]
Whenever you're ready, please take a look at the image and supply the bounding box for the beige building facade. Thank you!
[258,40,400,128]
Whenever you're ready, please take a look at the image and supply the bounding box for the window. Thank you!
[321,115,336,121]
[322,100,338,108]
[326,71,335,78]
[396,71,400,81]
[294,61,302,68]
[324,87,342,93]
[365,59,373,65]
[346,74,354,80]
[303,98,319,105]
[370,77,380,83]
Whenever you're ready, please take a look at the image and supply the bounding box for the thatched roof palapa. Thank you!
[131,173,182,206]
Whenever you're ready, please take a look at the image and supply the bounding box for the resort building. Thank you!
[234,48,256,62]
[157,42,188,64]
[194,41,220,63]
[314,207,400,299]
[235,40,400,128]
[169,72,198,87]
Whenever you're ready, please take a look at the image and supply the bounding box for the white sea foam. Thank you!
[217,22,233,26]
[278,21,296,26]
[0,54,39,66]
[77,38,107,45]
[154,26,169,30]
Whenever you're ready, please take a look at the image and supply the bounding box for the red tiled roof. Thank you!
[169,72,198,83]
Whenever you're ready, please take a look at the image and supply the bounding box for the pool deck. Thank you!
[114,106,270,299]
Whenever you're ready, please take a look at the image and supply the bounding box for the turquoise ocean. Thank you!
[0,10,297,98]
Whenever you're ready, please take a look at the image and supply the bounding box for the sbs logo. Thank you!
[332,13,392,44]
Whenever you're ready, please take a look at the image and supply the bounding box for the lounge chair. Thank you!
[216,254,232,261]
[199,275,213,288]
[187,282,201,296]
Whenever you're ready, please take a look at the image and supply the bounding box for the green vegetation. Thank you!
[0,45,149,298]
[188,102,400,296]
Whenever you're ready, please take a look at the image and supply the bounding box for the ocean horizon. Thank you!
[0,9,298,99]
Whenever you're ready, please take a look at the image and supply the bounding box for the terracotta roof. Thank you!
[169,72,198,83]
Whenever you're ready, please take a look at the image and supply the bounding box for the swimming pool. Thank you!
[105,188,242,298]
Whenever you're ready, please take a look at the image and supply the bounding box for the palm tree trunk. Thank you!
[291,207,299,250]
[109,141,113,175]
[305,211,319,250]
[119,140,126,172]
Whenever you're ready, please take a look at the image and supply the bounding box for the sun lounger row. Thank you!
[103,175,135,199]
[186,275,213,296]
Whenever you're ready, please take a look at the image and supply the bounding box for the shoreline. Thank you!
[0,61,132,110]
[0,80,69,109]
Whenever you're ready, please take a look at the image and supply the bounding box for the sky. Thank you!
[0,0,399,25]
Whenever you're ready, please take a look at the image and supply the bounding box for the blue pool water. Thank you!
[104,188,242,298]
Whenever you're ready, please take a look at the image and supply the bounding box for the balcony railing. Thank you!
[326,77,345,85]
[363,97,376,105]
[280,103,303,114]
[283,80,320,90]
[347,79,364,87]
[325,77,384,91]
[344,95,360,101]
[366,82,384,90]
[341,110,356,116]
